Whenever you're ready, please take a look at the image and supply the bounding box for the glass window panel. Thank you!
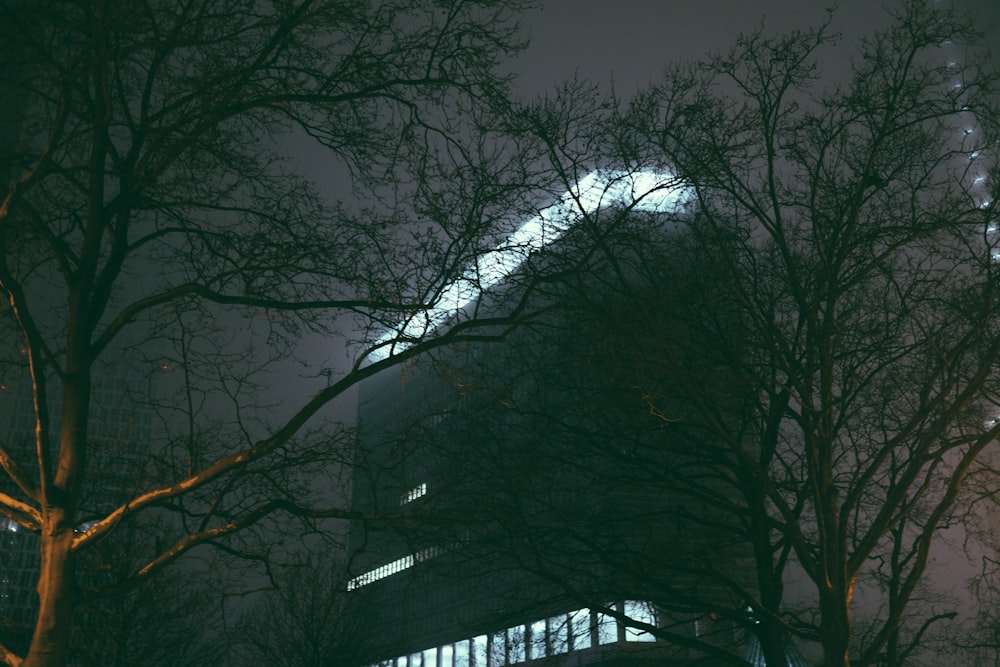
[473,635,488,667]
[550,614,570,654]
[570,609,591,651]
[530,619,547,660]
[454,640,470,667]
[489,632,505,667]
[410,653,423,667]
[596,607,617,645]
[440,645,453,667]
[424,648,437,667]
[623,601,656,642]
[508,625,525,664]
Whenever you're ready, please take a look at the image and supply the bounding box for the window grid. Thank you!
[365,602,658,667]
[347,546,442,591]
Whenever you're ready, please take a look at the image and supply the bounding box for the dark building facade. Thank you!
[347,359,706,667]
[344,170,804,667]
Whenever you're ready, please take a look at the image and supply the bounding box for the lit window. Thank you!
[507,626,525,664]
[401,482,427,505]
[529,619,547,660]
[423,648,436,667]
[440,645,453,667]
[473,635,487,667]
[623,601,657,642]
[489,633,505,667]
[410,653,422,667]
[596,607,617,645]
[75,520,98,534]
[570,608,591,650]
[550,615,570,654]
[454,641,470,667]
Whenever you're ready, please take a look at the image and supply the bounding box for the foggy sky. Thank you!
[512,0,1000,98]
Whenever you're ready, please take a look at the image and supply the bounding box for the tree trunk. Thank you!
[23,518,77,667]
[819,588,852,667]
[756,617,790,667]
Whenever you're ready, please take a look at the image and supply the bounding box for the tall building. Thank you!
[345,171,810,667]
[348,357,701,667]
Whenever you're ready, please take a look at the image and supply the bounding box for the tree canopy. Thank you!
[0,1,549,665]
[365,2,1000,666]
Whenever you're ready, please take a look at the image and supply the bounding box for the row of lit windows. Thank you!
[347,546,442,591]
[401,482,428,505]
[366,601,656,667]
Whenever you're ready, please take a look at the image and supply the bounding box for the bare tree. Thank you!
[66,515,227,667]
[597,2,1000,665]
[374,3,1000,667]
[232,554,369,667]
[0,1,558,665]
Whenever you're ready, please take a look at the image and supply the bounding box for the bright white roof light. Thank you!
[367,169,690,362]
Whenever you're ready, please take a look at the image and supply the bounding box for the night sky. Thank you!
[512,0,1000,97]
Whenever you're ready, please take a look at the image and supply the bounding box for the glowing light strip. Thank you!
[368,169,690,361]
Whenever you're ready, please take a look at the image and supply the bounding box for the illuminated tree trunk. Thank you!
[23,353,89,667]
[24,519,77,667]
